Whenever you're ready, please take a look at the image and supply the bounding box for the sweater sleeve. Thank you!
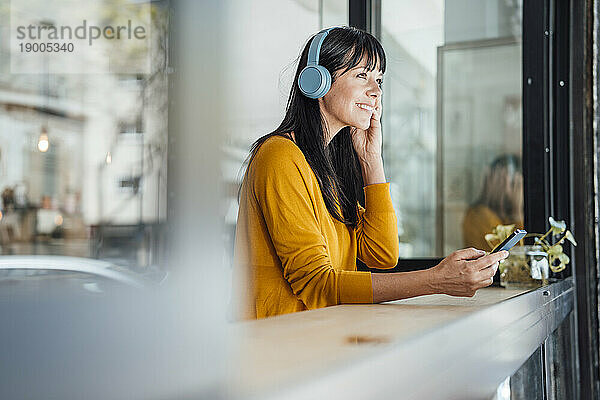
[356,183,400,269]
[462,205,505,251]
[250,141,373,308]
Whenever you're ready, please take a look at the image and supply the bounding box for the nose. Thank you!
[367,81,382,99]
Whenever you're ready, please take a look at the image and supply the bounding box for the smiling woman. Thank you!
[319,64,384,141]
[233,27,391,319]
[233,26,507,320]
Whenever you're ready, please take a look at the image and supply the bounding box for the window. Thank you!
[0,1,169,270]
[380,0,523,257]
[222,0,348,264]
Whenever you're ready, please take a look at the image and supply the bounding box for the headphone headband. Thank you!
[298,27,337,99]
[307,27,334,66]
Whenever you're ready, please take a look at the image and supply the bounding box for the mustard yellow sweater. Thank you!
[462,204,524,251]
[233,136,399,319]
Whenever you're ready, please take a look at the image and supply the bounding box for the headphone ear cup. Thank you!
[312,65,331,98]
[298,65,331,99]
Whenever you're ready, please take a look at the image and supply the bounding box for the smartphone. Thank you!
[491,229,527,253]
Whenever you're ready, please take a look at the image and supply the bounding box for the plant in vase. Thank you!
[484,217,577,288]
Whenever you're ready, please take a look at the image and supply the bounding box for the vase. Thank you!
[499,245,549,289]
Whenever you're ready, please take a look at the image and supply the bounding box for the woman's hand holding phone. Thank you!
[428,248,510,297]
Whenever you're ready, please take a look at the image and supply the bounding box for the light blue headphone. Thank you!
[298,27,335,99]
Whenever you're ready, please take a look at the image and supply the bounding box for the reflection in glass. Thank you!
[462,154,523,251]
[439,40,522,255]
[381,1,523,257]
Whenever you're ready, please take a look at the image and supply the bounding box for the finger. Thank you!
[373,98,381,116]
[480,261,499,274]
[480,276,494,287]
[475,275,494,288]
[471,253,504,271]
[452,247,487,261]
[372,104,381,119]
[489,261,499,275]
[472,274,494,291]
[472,251,509,271]
[475,262,498,281]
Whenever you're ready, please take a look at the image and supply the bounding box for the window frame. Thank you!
[350,0,600,395]
[352,0,443,271]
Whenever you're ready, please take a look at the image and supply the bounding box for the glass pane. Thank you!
[441,42,523,255]
[0,1,169,273]
[381,1,523,257]
[322,0,348,29]
[222,0,346,266]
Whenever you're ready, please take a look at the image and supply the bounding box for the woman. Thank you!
[463,154,524,251]
[234,26,507,320]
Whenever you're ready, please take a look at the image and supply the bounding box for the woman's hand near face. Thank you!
[350,96,383,162]
[429,248,509,297]
[351,97,385,185]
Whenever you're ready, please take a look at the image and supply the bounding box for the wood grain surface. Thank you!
[229,287,530,397]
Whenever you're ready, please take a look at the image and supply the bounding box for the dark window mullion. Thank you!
[570,0,599,398]
[552,0,571,279]
[349,0,368,30]
[523,0,552,236]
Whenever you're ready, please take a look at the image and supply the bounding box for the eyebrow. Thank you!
[353,66,384,76]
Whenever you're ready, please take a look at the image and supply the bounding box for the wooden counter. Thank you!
[230,279,573,400]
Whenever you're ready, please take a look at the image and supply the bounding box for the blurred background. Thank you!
[0,0,168,270]
[0,1,230,398]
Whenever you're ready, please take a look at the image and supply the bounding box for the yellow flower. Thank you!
[485,224,517,250]
[494,224,516,241]
[484,216,577,279]
[550,253,570,273]
[485,233,497,244]
[546,244,563,257]
[564,230,578,246]
[549,217,567,235]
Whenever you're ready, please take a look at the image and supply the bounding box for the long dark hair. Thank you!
[240,26,386,227]
[473,154,523,223]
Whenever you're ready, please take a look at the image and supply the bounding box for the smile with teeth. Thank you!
[356,103,374,112]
